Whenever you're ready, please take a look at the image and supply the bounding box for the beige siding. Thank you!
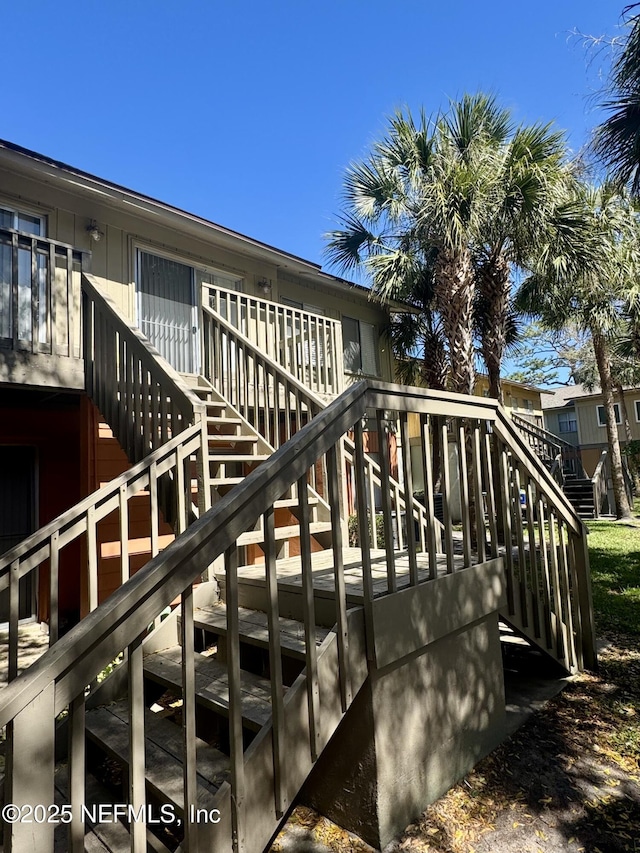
[574,394,640,446]
[0,163,391,348]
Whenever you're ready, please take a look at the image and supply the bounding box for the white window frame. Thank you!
[596,403,621,427]
[0,200,46,237]
[634,400,640,423]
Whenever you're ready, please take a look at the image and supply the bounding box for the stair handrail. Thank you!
[202,280,344,397]
[591,449,609,519]
[0,381,594,722]
[494,409,584,534]
[0,381,596,852]
[82,273,207,462]
[511,412,573,450]
[0,423,203,674]
[202,302,441,547]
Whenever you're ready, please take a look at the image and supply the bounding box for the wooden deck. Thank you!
[227,546,475,604]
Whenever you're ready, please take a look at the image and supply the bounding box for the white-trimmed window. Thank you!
[342,316,380,376]
[596,403,621,427]
[0,203,45,237]
[634,400,640,422]
[558,410,577,433]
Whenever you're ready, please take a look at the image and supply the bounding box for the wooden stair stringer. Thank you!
[196,377,332,526]
[207,606,369,853]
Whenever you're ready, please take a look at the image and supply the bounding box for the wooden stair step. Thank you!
[207,415,242,428]
[143,647,276,731]
[85,704,226,813]
[208,454,270,463]
[207,435,259,447]
[210,477,245,487]
[237,521,332,546]
[191,602,330,660]
[54,765,171,853]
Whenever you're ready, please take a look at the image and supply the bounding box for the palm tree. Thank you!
[475,123,572,402]
[517,183,636,519]
[325,94,508,396]
[593,5,640,194]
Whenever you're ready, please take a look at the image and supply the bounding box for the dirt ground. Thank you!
[271,632,640,853]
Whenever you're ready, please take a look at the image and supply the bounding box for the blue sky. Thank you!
[2,1,625,272]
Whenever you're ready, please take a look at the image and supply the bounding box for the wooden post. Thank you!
[5,684,56,853]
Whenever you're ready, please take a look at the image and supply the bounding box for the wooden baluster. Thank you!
[87,505,98,612]
[128,633,146,853]
[327,444,351,710]
[69,691,86,853]
[471,420,486,564]
[536,493,554,650]
[566,534,585,671]
[176,445,187,535]
[48,242,56,354]
[11,231,18,349]
[49,530,60,645]
[225,545,245,853]
[456,419,472,569]
[512,465,529,628]
[142,366,151,455]
[150,460,159,558]
[125,342,135,451]
[368,459,378,550]
[354,421,375,659]
[298,475,321,760]
[272,369,281,450]
[9,559,19,682]
[524,477,542,641]
[264,506,287,815]
[30,238,38,352]
[133,356,143,458]
[67,248,77,359]
[118,334,127,444]
[376,410,397,592]
[419,415,439,575]
[482,423,499,557]
[400,413,418,586]
[441,419,455,574]
[393,482,404,551]
[498,444,515,613]
[181,582,199,850]
[557,520,577,671]
[119,484,130,585]
[547,510,567,663]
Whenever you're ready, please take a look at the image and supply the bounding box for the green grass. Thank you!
[586,506,640,636]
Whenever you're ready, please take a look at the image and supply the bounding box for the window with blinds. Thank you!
[342,316,380,377]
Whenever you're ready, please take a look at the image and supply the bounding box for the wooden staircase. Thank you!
[0,278,598,853]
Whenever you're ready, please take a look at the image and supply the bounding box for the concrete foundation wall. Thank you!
[302,597,506,848]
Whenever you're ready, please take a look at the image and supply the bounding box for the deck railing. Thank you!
[0,381,595,852]
[202,282,344,398]
[0,227,86,357]
[0,424,205,684]
[201,303,438,546]
[82,273,208,471]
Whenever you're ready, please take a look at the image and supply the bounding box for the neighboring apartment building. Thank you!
[0,138,403,626]
[542,383,640,476]
[474,374,548,427]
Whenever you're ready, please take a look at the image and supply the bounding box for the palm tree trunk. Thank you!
[434,249,476,395]
[479,252,510,404]
[592,330,633,519]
